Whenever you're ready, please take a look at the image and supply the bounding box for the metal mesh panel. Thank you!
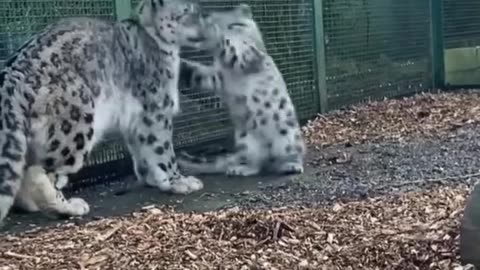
[323,0,432,109]
[443,0,480,49]
[0,0,115,66]
[442,0,480,87]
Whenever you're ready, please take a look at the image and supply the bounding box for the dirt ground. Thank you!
[1,90,480,269]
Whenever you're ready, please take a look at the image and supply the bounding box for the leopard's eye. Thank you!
[227,23,247,30]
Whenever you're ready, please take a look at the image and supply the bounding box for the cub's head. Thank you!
[202,4,266,52]
[136,0,216,49]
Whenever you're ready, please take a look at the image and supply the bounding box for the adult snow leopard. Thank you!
[0,0,217,224]
[178,4,306,177]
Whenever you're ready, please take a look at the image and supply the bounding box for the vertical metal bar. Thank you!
[430,0,445,89]
[115,0,132,21]
[312,0,328,114]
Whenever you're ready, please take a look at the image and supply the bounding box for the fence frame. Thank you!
[430,0,446,90]
[312,0,328,114]
[1,0,479,190]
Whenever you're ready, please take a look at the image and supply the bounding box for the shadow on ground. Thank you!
[3,125,480,234]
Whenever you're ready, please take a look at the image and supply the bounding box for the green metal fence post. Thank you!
[115,0,132,20]
[312,0,328,114]
[430,0,445,89]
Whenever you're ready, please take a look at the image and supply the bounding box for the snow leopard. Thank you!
[177,4,306,177]
[0,0,218,224]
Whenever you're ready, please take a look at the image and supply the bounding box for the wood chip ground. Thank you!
[2,90,480,269]
[0,186,474,269]
[303,90,480,147]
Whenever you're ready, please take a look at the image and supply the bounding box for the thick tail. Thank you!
[177,150,232,175]
[0,127,28,224]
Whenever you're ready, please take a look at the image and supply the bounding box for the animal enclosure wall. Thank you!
[0,0,478,188]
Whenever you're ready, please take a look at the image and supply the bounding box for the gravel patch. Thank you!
[235,124,480,209]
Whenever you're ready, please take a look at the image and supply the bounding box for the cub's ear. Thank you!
[236,4,252,18]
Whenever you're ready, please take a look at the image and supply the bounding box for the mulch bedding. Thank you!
[303,90,480,147]
[2,90,480,269]
[0,186,474,269]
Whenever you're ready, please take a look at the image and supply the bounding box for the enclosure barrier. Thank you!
[0,0,479,189]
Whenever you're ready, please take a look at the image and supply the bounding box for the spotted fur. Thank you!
[0,0,217,224]
[178,4,306,177]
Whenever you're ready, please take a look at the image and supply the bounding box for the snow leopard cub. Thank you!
[0,0,217,224]
[178,4,306,177]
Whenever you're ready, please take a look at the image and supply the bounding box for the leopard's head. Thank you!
[201,4,266,53]
[136,0,217,50]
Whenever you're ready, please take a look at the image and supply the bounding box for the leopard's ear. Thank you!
[136,0,164,26]
[150,0,164,11]
[140,0,164,13]
[236,4,252,19]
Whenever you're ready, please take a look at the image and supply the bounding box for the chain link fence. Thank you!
[0,0,478,188]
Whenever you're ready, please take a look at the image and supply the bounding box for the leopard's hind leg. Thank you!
[25,100,97,218]
[15,165,89,217]
[225,131,267,177]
